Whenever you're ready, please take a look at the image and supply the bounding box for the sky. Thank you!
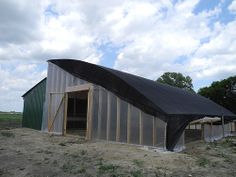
[0,0,236,112]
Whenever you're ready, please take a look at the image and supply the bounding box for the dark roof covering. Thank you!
[49,59,236,121]
[22,78,47,98]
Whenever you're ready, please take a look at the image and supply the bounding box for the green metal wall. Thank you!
[22,78,46,130]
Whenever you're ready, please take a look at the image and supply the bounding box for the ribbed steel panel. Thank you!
[22,78,46,130]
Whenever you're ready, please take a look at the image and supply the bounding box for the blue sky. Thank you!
[0,0,236,111]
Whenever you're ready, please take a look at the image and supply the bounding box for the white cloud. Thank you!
[228,0,236,13]
[0,0,236,111]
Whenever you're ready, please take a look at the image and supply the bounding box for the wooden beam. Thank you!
[87,86,94,140]
[106,92,111,140]
[222,115,225,138]
[47,93,52,132]
[127,103,131,144]
[65,83,92,93]
[48,95,64,132]
[139,111,143,145]
[153,117,157,146]
[210,121,213,141]
[63,93,68,135]
[97,88,102,138]
[201,124,204,140]
[116,97,121,142]
[163,122,167,150]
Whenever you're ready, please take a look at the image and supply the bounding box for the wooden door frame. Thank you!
[63,84,93,140]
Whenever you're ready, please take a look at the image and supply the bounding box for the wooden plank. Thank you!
[65,83,92,93]
[63,93,68,135]
[222,116,225,138]
[139,111,143,145]
[97,88,102,138]
[153,117,157,146]
[116,97,121,142]
[163,122,167,150]
[127,103,131,144]
[49,92,64,94]
[210,121,213,141]
[201,124,204,140]
[47,93,52,132]
[48,95,64,132]
[87,86,93,140]
[106,92,111,140]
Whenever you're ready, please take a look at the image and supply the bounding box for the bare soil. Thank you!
[0,127,236,177]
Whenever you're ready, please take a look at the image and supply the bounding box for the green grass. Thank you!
[132,159,144,167]
[196,157,210,167]
[0,113,22,121]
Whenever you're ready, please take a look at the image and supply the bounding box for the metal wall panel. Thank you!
[142,112,153,146]
[22,78,46,130]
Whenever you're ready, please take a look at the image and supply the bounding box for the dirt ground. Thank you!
[0,127,236,177]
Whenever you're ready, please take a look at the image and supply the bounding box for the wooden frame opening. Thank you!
[63,84,92,139]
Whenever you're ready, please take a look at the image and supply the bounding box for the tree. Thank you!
[198,76,236,114]
[156,72,194,92]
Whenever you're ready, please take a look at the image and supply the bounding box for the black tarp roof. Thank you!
[49,59,236,150]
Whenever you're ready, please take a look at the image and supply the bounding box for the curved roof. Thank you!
[49,59,236,122]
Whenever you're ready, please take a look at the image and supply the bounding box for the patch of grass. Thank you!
[0,113,22,121]
[61,163,75,174]
[221,138,234,148]
[0,131,15,138]
[58,142,66,146]
[52,160,58,165]
[206,145,211,150]
[80,150,87,156]
[196,157,210,167]
[132,159,144,167]
[98,164,118,173]
[130,169,143,177]
[77,167,86,174]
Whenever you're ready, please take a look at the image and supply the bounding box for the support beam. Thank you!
[222,115,225,138]
[164,122,167,150]
[201,124,204,140]
[153,117,157,146]
[127,103,131,144]
[97,88,102,138]
[63,93,68,135]
[86,86,93,140]
[47,93,52,131]
[116,97,121,142]
[106,92,111,140]
[139,111,143,145]
[48,95,64,132]
[65,83,92,93]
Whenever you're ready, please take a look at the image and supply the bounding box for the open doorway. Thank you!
[66,90,88,136]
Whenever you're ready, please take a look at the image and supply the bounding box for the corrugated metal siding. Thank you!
[22,79,46,130]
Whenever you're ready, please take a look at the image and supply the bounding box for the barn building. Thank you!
[22,59,236,151]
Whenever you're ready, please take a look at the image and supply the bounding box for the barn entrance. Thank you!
[66,90,88,136]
